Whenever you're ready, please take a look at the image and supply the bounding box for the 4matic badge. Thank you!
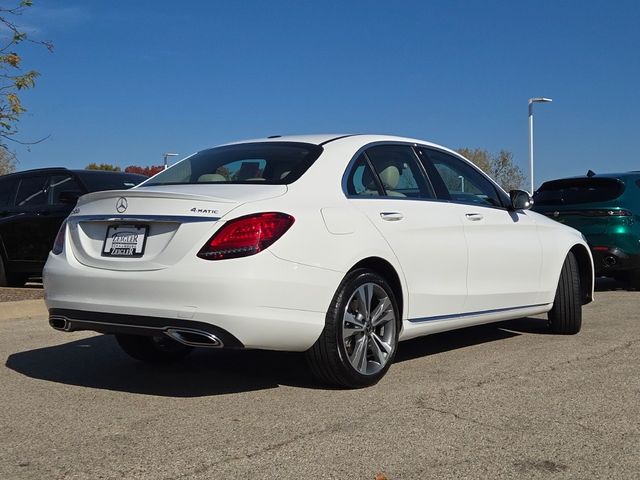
[190,207,219,215]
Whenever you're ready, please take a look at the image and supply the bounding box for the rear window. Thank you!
[76,171,146,192]
[534,178,625,206]
[144,142,323,186]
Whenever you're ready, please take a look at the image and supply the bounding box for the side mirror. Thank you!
[509,190,533,210]
[58,191,81,205]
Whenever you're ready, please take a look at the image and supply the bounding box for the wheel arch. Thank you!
[569,243,594,305]
[347,256,405,325]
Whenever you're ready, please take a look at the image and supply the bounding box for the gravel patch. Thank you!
[0,284,44,302]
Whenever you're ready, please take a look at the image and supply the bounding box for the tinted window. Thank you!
[365,145,432,198]
[0,176,18,208]
[145,142,323,186]
[534,178,625,206]
[49,174,84,205]
[419,148,504,207]
[345,155,383,196]
[76,171,145,192]
[15,175,48,207]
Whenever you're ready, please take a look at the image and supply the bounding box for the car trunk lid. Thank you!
[67,185,286,271]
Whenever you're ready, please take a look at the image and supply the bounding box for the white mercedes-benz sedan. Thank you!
[44,134,594,387]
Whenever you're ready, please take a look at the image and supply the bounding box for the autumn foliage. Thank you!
[124,165,164,177]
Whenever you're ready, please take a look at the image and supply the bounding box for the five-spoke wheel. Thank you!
[306,269,399,388]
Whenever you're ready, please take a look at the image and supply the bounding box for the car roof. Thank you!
[0,167,145,178]
[222,133,460,154]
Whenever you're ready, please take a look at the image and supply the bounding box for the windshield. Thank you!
[144,142,323,186]
[534,178,625,206]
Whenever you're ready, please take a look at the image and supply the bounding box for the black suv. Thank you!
[0,168,146,286]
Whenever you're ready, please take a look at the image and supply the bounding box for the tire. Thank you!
[115,334,194,363]
[548,252,582,334]
[306,269,400,388]
[629,269,640,290]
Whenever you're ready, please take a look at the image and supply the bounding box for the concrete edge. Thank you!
[0,299,47,321]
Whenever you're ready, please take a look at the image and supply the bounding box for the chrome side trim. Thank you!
[69,214,220,223]
[408,303,550,323]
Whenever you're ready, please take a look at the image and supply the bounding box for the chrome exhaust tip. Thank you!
[164,328,224,348]
[603,256,617,267]
[49,315,70,332]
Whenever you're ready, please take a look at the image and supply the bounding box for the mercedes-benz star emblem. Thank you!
[116,197,128,213]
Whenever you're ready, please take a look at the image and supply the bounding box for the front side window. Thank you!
[144,142,323,186]
[15,175,48,208]
[419,148,504,208]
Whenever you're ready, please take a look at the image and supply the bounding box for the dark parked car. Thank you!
[533,171,640,288]
[0,168,146,286]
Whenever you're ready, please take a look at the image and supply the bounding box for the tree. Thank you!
[85,162,121,172]
[124,165,164,177]
[456,148,526,192]
[0,148,16,175]
[0,1,52,149]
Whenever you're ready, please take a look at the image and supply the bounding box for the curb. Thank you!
[0,299,48,321]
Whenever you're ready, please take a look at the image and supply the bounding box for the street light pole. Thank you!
[528,97,552,194]
[163,152,178,170]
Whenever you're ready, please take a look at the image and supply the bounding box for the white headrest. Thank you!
[378,166,400,189]
[198,173,226,182]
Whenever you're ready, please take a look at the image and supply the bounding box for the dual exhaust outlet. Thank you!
[49,315,223,348]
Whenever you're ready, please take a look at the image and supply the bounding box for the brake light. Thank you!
[52,219,68,255]
[197,212,294,260]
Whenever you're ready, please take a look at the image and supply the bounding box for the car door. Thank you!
[418,147,544,312]
[45,173,84,251]
[0,175,19,261]
[345,144,468,319]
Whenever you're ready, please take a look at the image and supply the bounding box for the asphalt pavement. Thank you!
[1,285,638,479]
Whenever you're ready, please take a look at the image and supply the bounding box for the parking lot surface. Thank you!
[1,287,639,479]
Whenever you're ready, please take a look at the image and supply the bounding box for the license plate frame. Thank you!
[102,224,149,258]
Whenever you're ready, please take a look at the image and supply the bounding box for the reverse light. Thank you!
[197,212,294,260]
[52,219,68,255]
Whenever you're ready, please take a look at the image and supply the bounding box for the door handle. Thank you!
[465,213,484,221]
[380,212,404,222]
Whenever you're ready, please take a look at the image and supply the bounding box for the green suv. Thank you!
[533,171,640,288]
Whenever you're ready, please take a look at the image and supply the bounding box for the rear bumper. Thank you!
[49,308,244,348]
[591,247,640,276]
[43,250,343,351]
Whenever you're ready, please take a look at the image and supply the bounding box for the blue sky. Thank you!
[9,0,640,187]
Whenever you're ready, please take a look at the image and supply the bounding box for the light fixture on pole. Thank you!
[163,152,178,170]
[528,97,552,194]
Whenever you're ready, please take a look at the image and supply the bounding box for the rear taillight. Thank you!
[52,219,68,255]
[197,212,294,260]
[606,210,632,216]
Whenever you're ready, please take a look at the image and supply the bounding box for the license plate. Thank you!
[102,224,148,257]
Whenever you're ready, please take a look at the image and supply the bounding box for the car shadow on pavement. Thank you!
[6,317,546,397]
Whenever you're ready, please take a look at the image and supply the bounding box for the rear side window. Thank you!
[345,155,383,196]
[15,175,48,207]
[49,174,84,205]
[144,142,323,186]
[534,178,625,206]
[76,172,145,192]
[365,145,433,199]
[0,176,18,208]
